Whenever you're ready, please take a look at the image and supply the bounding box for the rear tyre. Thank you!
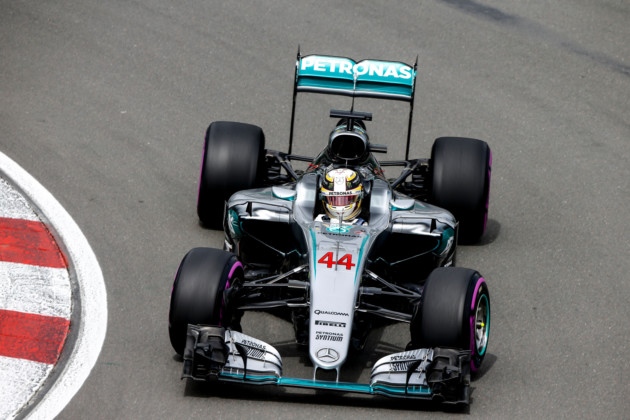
[410,267,490,372]
[431,137,492,244]
[197,121,265,229]
[168,247,243,355]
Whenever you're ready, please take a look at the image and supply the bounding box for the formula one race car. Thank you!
[168,51,492,407]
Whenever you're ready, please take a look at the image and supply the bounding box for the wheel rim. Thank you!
[474,293,490,355]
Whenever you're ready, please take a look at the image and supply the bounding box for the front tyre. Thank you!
[168,247,243,355]
[410,267,490,372]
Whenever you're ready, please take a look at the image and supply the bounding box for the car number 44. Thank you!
[318,252,356,270]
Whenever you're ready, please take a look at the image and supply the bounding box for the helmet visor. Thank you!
[325,193,359,207]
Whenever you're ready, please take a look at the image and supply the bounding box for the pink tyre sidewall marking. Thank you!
[469,276,488,373]
[220,261,242,324]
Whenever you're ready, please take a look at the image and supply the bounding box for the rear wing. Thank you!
[289,50,418,159]
[296,55,416,100]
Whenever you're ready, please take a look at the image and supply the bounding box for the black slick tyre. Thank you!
[410,267,490,372]
[168,247,243,355]
[431,137,491,244]
[197,121,265,229]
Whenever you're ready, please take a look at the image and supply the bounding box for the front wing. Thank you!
[182,325,471,406]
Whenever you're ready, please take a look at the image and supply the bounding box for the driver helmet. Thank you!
[320,168,363,221]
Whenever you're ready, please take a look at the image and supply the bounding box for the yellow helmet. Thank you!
[320,168,363,221]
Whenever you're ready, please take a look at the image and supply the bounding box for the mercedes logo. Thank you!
[316,348,340,363]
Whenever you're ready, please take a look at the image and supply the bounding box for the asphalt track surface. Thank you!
[1,0,629,418]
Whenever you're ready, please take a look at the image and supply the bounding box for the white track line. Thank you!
[0,151,107,419]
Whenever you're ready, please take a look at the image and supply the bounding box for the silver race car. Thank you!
[168,51,492,407]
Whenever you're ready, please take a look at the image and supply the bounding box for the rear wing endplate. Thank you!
[289,49,418,159]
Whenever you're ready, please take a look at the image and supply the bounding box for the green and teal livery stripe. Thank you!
[218,372,431,397]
